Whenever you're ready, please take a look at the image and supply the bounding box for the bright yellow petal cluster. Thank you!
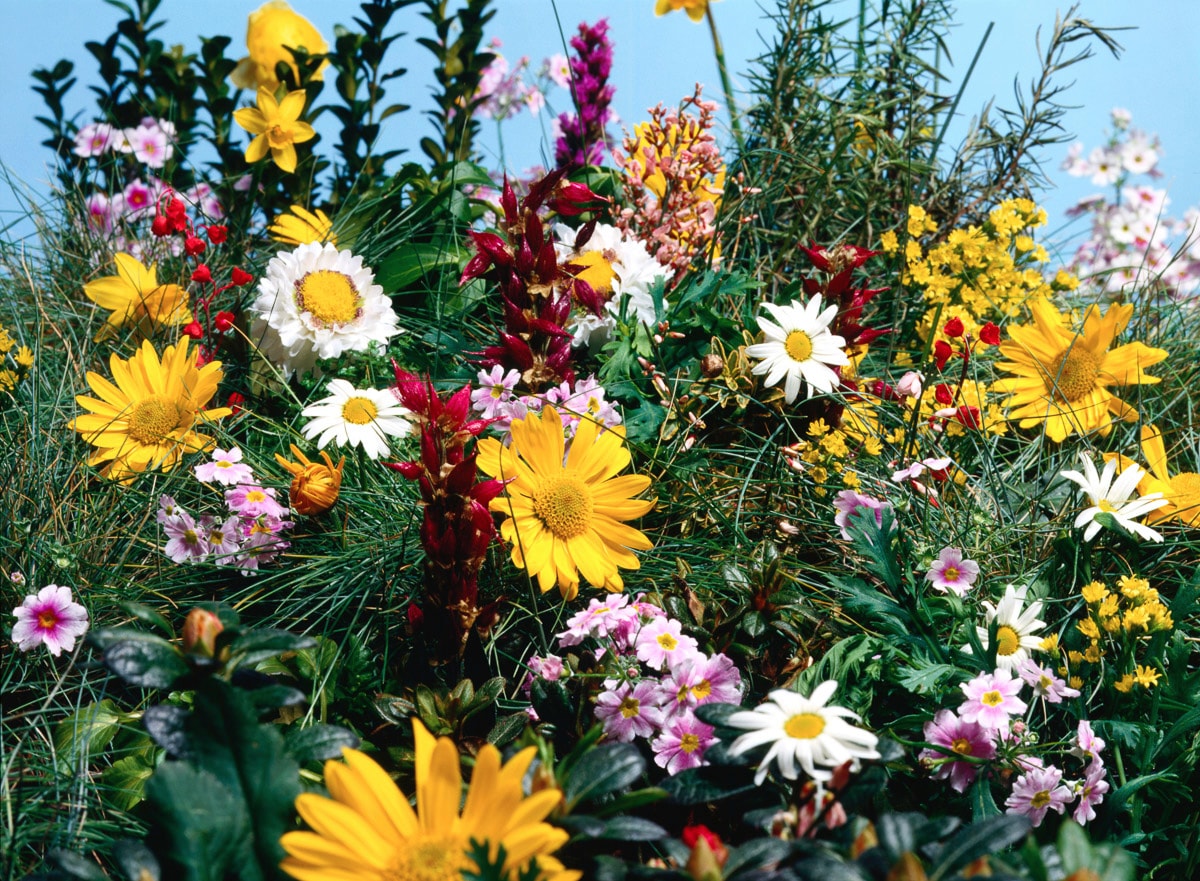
[991,297,1167,443]
[67,337,231,483]
[231,0,328,91]
[275,443,344,515]
[0,323,34,392]
[477,407,655,600]
[280,719,580,881]
[234,88,316,173]
[654,0,710,22]
[1125,425,1200,526]
[83,253,191,342]
[269,204,337,246]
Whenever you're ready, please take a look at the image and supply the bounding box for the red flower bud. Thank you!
[150,215,171,237]
[184,236,206,257]
[214,311,235,332]
[934,383,953,406]
[979,321,1001,346]
[933,339,955,370]
[206,224,228,244]
[943,316,965,338]
[191,264,213,284]
[231,267,254,286]
[183,320,204,340]
[956,405,982,430]
[227,392,246,413]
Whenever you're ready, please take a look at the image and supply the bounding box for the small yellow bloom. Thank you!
[1080,581,1108,605]
[880,230,899,254]
[275,443,344,515]
[1118,574,1151,598]
[234,87,315,174]
[1083,643,1102,664]
[83,253,191,341]
[1068,675,1084,690]
[654,0,710,22]
[1134,665,1161,689]
[232,0,328,91]
[1113,674,1135,693]
[269,204,337,247]
[1098,595,1120,619]
[1039,634,1060,654]
[1067,650,1085,666]
[1076,617,1100,640]
[806,418,830,438]
[15,346,34,369]
[1122,606,1151,632]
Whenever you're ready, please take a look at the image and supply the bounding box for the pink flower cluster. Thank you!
[74,118,177,168]
[472,39,545,121]
[1063,108,1200,299]
[526,594,744,775]
[470,367,622,437]
[919,668,1107,827]
[157,448,292,571]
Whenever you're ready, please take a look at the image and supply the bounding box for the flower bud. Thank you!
[275,444,344,515]
[181,608,224,657]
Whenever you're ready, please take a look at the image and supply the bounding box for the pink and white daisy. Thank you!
[925,547,980,597]
[119,178,156,220]
[194,447,255,486]
[1074,720,1106,762]
[832,490,889,540]
[652,713,716,775]
[11,585,89,657]
[1017,658,1081,704]
[1005,764,1072,827]
[73,122,118,157]
[919,709,997,793]
[156,494,185,525]
[556,593,633,646]
[635,617,700,671]
[163,511,210,563]
[224,485,288,520]
[958,669,1027,732]
[594,679,666,742]
[1072,759,1110,825]
[233,516,292,570]
[126,122,174,168]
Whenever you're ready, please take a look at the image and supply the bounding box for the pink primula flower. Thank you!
[11,585,90,657]
[925,547,980,597]
[958,669,1027,732]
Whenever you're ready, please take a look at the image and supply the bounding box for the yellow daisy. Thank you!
[83,253,191,341]
[269,204,337,246]
[234,87,315,173]
[992,297,1167,442]
[68,337,231,483]
[1108,425,1200,527]
[477,407,654,599]
[280,719,580,881]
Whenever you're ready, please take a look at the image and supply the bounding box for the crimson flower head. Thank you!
[979,321,1001,346]
[933,339,956,370]
[206,224,228,244]
[151,215,171,237]
[800,242,880,274]
[184,235,206,257]
[955,405,982,430]
[934,383,953,405]
[231,267,254,286]
[943,316,965,338]
[191,265,213,284]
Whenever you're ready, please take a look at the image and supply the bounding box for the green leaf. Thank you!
[659,767,756,805]
[224,628,317,668]
[285,724,360,763]
[93,629,189,689]
[898,660,957,695]
[970,772,1003,820]
[377,242,466,290]
[930,814,1030,880]
[563,743,645,808]
[101,754,156,811]
[595,816,666,840]
[486,713,528,747]
[144,763,256,881]
[54,699,123,775]
[117,601,174,637]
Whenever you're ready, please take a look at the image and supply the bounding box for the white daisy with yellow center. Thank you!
[252,242,403,379]
[727,682,880,785]
[300,379,413,460]
[746,295,849,403]
[972,584,1047,672]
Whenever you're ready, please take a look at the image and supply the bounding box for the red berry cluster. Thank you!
[929,315,1002,432]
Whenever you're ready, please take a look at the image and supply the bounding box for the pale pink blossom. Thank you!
[11,585,89,656]
[958,669,1026,732]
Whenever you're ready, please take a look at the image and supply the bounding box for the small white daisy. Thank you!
[1059,452,1167,543]
[727,681,880,785]
[972,584,1046,671]
[251,242,403,379]
[301,379,413,460]
[745,295,849,403]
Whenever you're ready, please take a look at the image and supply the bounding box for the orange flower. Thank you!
[275,443,344,514]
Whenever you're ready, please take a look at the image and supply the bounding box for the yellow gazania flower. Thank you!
[655,0,710,22]
[991,297,1168,443]
[275,443,344,515]
[234,87,315,174]
[83,253,191,341]
[231,0,328,92]
[268,204,337,247]
[280,719,580,881]
[1111,425,1200,527]
[68,337,231,483]
[476,407,655,600]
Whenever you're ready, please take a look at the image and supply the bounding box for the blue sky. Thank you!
[2,0,1197,250]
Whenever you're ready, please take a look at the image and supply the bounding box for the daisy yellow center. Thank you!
[656,632,678,651]
[950,737,972,756]
[490,385,505,399]
[783,712,825,740]
[1038,674,1053,689]
[679,733,701,754]
[1169,473,1200,511]
[995,625,1020,657]
[620,697,641,719]
[574,249,617,296]
[1029,790,1051,809]
[245,490,267,503]
[37,611,59,629]
[690,680,712,701]
[216,460,234,469]
[784,330,814,362]
[342,396,378,425]
[981,690,1004,707]
[296,270,360,326]
[943,565,960,581]
[1048,346,1100,402]
[126,396,184,444]
[385,835,470,881]
[531,476,594,538]
[1097,500,1118,513]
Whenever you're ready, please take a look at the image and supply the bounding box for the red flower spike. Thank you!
[191,265,213,284]
[933,339,956,371]
[151,215,170,237]
[385,460,424,480]
[184,236,206,257]
[500,178,518,225]
[943,316,965,338]
[206,225,228,245]
[214,311,235,332]
[934,383,953,406]
[231,267,254,287]
[183,320,204,340]
[979,322,1001,346]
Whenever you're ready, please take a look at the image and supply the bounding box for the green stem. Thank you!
[705,4,745,157]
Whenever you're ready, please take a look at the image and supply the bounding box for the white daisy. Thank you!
[554,223,673,348]
[1059,452,1166,543]
[251,242,403,379]
[972,584,1046,671]
[727,682,880,785]
[300,379,412,460]
[745,296,849,403]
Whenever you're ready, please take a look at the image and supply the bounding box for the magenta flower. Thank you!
[652,712,716,775]
[1072,759,1110,824]
[1017,658,1081,703]
[163,511,210,563]
[1005,764,1072,826]
[660,652,743,718]
[925,547,980,597]
[156,494,185,525]
[194,447,255,486]
[919,709,997,793]
[554,19,616,168]
[832,490,888,540]
[958,669,1027,732]
[594,679,666,742]
[224,484,288,520]
[635,617,699,671]
[11,585,89,657]
[233,517,292,570]
[73,122,118,157]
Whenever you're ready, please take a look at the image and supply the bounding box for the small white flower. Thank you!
[1059,452,1167,543]
[727,682,880,785]
[301,380,413,460]
[745,296,848,403]
[972,585,1046,671]
[251,242,403,379]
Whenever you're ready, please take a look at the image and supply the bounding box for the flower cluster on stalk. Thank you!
[553,19,616,168]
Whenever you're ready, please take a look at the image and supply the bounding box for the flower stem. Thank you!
[705,4,745,157]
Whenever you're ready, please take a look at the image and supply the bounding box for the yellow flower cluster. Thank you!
[1064,575,1171,693]
[0,322,34,392]
[896,199,1077,347]
[782,412,883,498]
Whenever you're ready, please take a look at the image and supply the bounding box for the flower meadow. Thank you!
[6,2,1200,880]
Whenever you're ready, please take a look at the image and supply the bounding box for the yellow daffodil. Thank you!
[234,87,315,174]
[83,253,191,342]
[655,0,710,23]
[231,0,328,91]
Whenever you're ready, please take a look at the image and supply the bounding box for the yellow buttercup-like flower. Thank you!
[268,204,337,247]
[234,87,315,174]
[280,719,580,881]
[68,337,231,483]
[83,253,191,342]
[1107,425,1200,527]
[992,297,1167,443]
[477,407,654,599]
[231,0,328,91]
[655,0,711,22]
[274,443,344,515]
